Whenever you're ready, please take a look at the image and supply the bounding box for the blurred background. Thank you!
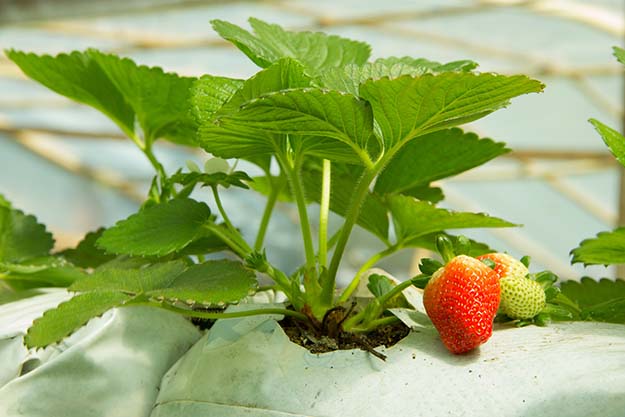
[0,0,623,283]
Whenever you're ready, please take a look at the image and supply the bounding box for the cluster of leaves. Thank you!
[2,18,551,348]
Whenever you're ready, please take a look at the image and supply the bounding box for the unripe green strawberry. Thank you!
[499,276,546,319]
[477,253,546,319]
[423,255,500,354]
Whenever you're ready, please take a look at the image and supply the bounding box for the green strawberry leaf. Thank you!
[192,75,244,124]
[571,228,625,266]
[319,57,477,96]
[589,119,625,168]
[560,277,625,309]
[97,198,212,257]
[205,88,376,166]
[211,18,370,75]
[58,228,116,268]
[367,274,410,309]
[404,232,495,255]
[5,50,136,138]
[389,195,516,245]
[613,46,625,65]
[375,128,509,194]
[401,184,444,204]
[0,205,54,263]
[359,73,544,148]
[89,50,198,146]
[146,260,257,305]
[0,256,86,290]
[560,277,625,324]
[7,49,199,146]
[24,291,133,348]
[70,260,186,293]
[216,58,311,116]
[169,170,252,190]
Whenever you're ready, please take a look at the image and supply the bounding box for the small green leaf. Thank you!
[1,257,86,290]
[211,18,370,75]
[5,50,135,138]
[359,73,544,148]
[192,75,244,124]
[375,129,509,194]
[589,119,625,168]
[24,291,133,348]
[59,228,116,268]
[367,274,410,309]
[401,184,444,204]
[146,260,257,305]
[70,260,186,293]
[97,199,212,256]
[404,232,495,256]
[613,46,625,65]
[389,195,516,244]
[0,205,54,263]
[571,228,625,266]
[169,171,252,190]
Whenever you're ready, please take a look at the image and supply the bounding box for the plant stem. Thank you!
[318,159,331,268]
[139,301,308,321]
[211,186,236,235]
[350,316,400,333]
[279,154,316,272]
[204,224,248,258]
[327,168,377,285]
[337,244,401,304]
[254,176,285,251]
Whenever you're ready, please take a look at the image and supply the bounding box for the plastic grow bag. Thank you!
[0,290,201,417]
[151,309,625,417]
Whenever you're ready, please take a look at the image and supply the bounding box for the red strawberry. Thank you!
[423,255,500,354]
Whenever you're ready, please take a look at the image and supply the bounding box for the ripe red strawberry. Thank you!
[477,253,545,320]
[423,255,500,354]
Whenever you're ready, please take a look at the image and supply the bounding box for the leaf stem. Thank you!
[204,224,248,258]
[138,301,308,322]
[254,176,285,251]
[349,315,400,333]
[327,168,377,285]
[279,154,316,272]
[318,159,331,267]
[338,244,401,304]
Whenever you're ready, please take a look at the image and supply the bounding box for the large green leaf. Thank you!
[0,206,54,263]
[216,58,311,116]
[211,18,370,75]
[97,198,212,257]
[192,75,244,124]
[206,88,376,166]
[90,50,198,145]
[389,195,516,244]
[375,128,509,194]
[560,277,625,324]
[147,260,257,305]
[59,228,116,268]
[571,228,625,266]
[70,261,186,293]
[24,291,133,348]
[319,57,477,96]
[589,119,625,168]
[5,50,135,138]
[7,49,199,146]
[359,73,544,148]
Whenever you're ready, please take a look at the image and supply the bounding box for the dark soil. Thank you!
[279,314,410,360]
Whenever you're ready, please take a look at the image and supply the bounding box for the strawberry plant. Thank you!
[1,18,547,352]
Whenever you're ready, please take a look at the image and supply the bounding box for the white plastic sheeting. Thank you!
[0,291,201,417]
